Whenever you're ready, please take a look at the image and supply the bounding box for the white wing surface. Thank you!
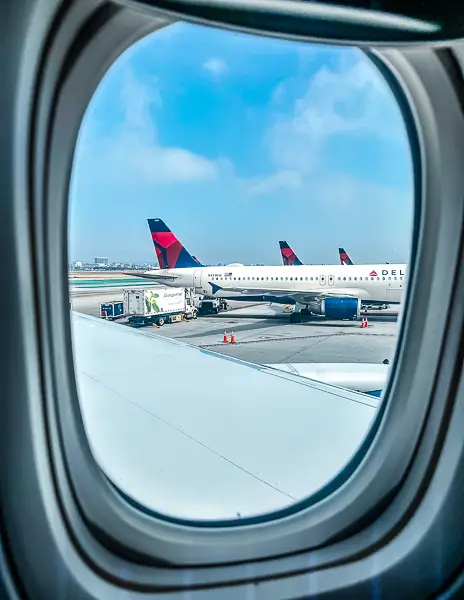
[71,312,380,521]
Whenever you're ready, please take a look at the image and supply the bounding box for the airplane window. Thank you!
[69,22,413,522]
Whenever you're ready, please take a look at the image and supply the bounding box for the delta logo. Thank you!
[369,269,406,277]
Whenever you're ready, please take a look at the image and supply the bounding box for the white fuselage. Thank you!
[144,264,407,304]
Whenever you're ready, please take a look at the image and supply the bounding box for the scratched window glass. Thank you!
[69,22,413,521]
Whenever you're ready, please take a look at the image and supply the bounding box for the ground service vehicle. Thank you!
[100,301,124,321]
[124,286,198,326]
[198,297,229,314]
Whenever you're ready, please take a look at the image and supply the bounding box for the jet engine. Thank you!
[309,297,361,321]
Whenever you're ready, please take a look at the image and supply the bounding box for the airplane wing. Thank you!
[214,285,368,304]
[124,272,178,281]
[71,312,380,521]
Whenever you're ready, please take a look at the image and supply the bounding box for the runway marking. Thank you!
[200,330,396,349]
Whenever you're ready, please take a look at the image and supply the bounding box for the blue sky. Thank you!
[69,22,413,265]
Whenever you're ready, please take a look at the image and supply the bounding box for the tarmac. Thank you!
[70,287,400,365]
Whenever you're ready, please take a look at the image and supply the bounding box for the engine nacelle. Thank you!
[226,263,244,267]
[309,297,361,320]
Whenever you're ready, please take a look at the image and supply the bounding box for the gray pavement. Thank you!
[70,288,400,365]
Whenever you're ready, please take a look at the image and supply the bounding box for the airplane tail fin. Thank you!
[279,241,303,266]
[339,247,354,265]
[147,219,204,269]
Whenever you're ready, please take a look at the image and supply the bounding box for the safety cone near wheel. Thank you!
[361,318,366,328]
[223,330,228,343]
[230,331,236,344]
[365,317,369,328]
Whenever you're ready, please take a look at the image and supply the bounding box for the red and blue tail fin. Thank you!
[147,219,203,269]
[339,247,354,265]
[279,241,303,266]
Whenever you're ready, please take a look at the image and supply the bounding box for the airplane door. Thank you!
[194,270,202,290]
[328,274,334,286]
[320,274,326,286]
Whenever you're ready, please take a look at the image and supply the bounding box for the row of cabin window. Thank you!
[212,276,405,282]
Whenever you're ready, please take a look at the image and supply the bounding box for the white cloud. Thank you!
[203,58,229,79]
[82,69,219,185]
[269,55,404,173]
[245,170,302,198]
[307,172,409,209]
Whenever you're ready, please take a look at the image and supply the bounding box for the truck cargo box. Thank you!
[124,287,186,317]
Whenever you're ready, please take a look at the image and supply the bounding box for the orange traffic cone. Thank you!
[223,330,228,343]
[361,318,366,328]
[365,317,369,328]
[230,330,235,344]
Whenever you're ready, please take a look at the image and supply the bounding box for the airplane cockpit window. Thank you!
[69,22,413,522]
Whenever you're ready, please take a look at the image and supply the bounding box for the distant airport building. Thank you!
[94,257,109,267]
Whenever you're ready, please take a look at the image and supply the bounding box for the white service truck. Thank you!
[124,286,198,327]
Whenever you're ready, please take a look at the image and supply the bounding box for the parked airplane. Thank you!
[139,219,406,321]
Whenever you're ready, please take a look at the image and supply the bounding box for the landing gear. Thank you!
[300,306,311,315]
